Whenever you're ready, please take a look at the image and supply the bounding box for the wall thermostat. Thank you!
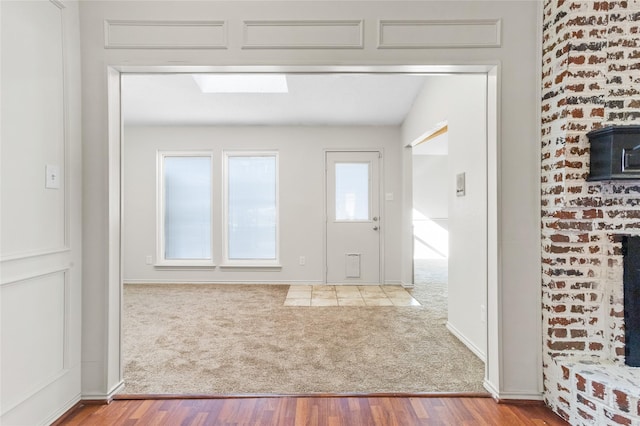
[456,172,466,197]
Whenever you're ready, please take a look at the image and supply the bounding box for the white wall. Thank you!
[402,75,487,361]
[79,0,542,402]
[123,125,402,284]
[412,155,448,220]
[1,1,83,424]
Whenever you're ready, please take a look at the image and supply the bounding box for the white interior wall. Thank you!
[80,0,542,402]
[412,155,448,221]
[122,125,403,284]
[0,1,83,424]
[402,75,488,361]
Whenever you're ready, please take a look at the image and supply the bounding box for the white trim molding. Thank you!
[483,379,544,402]
[400,281,415,289]
[242,20,364,49]
[446,321,487,363]
[81,380,124,403]
[123,279,324,285]
[104,20,227,49]
[378,19,502,49]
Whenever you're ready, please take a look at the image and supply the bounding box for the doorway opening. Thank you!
[113,67,496,396]
[411,121,449,289]
[412,127,450,340]
[407,73,488,363]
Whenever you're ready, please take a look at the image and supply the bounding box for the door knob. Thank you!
[373,226,379,231]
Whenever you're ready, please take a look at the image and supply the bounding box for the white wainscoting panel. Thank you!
[0,271,68,415]
[243,20,364,49]
[1,0,81,424]
[0,249,71,285]
[1,0,66,257]
[104,20,227,49]
[378,19,501,49]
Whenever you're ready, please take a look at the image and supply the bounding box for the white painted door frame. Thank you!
[107,64,501,397]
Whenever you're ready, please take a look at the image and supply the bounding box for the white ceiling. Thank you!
[121,73,430,127]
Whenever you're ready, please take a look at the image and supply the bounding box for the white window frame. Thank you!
[222,150,280,268]
[156,150,215,267]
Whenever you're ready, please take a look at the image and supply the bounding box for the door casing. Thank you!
[107,64,503,398]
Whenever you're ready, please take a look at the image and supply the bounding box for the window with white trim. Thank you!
[157,152,213,266]
[224,152,279,265]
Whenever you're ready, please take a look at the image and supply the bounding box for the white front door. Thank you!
[326,151,381,284]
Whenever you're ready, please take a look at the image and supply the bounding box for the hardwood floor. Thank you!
[57,396,568,425]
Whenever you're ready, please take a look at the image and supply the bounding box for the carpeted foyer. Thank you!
[120,259,485,395]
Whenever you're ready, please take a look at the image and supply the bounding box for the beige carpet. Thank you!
[121,259,485,394]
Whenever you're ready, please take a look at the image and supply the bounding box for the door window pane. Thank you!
[164,156,212,260]
[335,162,370,221]
[227,155,277,260]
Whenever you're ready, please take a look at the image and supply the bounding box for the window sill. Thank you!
[154,262,216,269]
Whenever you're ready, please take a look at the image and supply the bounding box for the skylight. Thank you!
[192,74,289,94]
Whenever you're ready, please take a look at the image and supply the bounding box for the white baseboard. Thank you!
[123,279,324,285]
[483,378,499,399]
[496,392,544,401]
[44,392,81,425]
[400,281,414,289]
[446,321,486,363]
[108,380,125,399]
[123,280,406,286]
[81,380,124,402]
[483,380,543,401]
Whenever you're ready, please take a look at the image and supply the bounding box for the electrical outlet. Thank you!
[299,256,306,266]
[146,255,153,265]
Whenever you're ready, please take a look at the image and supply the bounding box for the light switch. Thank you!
[385,193,394,201]
[45,165,60,189]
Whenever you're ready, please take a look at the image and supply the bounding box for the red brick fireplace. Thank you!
[541,0,640,424]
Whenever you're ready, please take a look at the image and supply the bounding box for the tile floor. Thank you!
[284,285,421,307]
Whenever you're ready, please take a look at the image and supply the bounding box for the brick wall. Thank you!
[541,0,640,424]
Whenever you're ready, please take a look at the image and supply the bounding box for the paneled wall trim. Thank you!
[1,0,82,424]
[104,20,228,49]
[242,20,364,49]
[1,270,69,414]
[378,20,502,49]
[102,18,505,51]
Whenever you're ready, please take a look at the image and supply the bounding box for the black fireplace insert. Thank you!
[623,236,640,367]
